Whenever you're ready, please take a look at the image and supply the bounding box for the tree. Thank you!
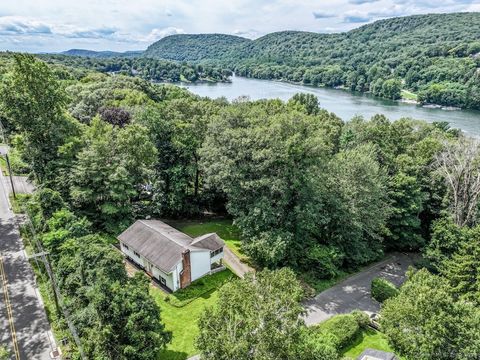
[70,117,156,232]
[0,54,80,183]
[0,347,8,360]
[441,226,480,305]
[196,268,334,360]
[381,78,402,100]
[54,234,170,360]
[381,269,480,360]
[200,102,331,267]
[386,170,425,250]
[324,144,390,266]
[435,137,480,227]
[90,273,171,360]
[425,218,468,270]
[287,93,320,115]
[98,107,131,127]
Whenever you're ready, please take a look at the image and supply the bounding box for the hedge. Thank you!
[371,277,399,303]
[316,314,360,350]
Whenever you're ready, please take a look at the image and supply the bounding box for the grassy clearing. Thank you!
[151,269,235,360]
[342,328,401,359]
[401,89,418,101]
[166,268,234,307]
[167,218,248,261]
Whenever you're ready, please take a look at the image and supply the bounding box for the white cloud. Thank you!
[0,0,477,52]
[0,16,51,35]
[233,28,262,39]
[142,27,185,42]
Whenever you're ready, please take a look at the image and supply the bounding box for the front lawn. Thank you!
[342,328,400,359]
[151,269,236,360]
[166,218,248,261]
[166,268,234,307]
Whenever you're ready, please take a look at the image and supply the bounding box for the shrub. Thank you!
[316,314,360,350]
[371,277,399,303]
[351,309,370,329]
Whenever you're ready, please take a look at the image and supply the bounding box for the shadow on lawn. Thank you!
[342,328,376,354]
[158,349,189,360]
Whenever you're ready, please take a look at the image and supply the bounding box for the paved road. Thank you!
[223,246,254,278]
[303,252,418,325]
[0,161,55,359]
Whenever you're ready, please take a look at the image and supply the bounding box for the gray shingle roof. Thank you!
[191,233,225,251]
[117,220,224,273]
[357,349,398,360]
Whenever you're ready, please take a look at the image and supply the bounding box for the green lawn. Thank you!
[151,269,235,360]
[401,89,418,101]
[166,218,248,261]
[165,269,234,307]
[342,328,400,359]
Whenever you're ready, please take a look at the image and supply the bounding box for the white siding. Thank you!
[172,262,183,291]
[190,250,211,281]
[121,243,145,267]
[210,250,224,264]
[121,242,177,291]
[152,266,175,291]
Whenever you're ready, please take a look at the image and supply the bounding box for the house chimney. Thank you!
[180,250,192,288]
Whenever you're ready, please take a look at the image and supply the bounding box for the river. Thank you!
[180,76,480,136]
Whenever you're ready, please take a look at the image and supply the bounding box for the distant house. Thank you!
[118,220,225,292]
[357,349,398,360]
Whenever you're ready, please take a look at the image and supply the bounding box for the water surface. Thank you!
[181,76,480,136]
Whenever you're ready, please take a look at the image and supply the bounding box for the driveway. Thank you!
[303,252,418,325]
[223,246,254,278]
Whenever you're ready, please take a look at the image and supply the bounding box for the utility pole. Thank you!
[5,154,16,199]
[0,120,15,199]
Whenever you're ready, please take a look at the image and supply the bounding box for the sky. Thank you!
[0,0,479,53]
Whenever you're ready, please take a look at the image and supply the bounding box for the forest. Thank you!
[144,13,480,109]
[37,54,232,83]
[1,53,479,360]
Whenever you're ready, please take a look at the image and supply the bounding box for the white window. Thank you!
[210,248,223,258]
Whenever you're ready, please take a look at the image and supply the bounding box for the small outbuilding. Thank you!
[118,220,225,292]
[357,349,398,360]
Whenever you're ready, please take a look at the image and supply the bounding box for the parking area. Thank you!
[303,252,418,325]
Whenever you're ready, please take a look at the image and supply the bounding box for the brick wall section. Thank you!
[180,250,192,288]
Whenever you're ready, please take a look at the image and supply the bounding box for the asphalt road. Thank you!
[0,161,55,359]
[303,252,418,325]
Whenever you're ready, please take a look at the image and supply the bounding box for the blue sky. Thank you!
[0,0,478,52]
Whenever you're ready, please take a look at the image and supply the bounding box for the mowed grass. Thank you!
[342,328,401,359]
[151,269,236,360]
[401,89,418,101]
[167,218,248,261]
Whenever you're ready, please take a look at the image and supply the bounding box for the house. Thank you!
[357,349,398,360]
[118,220,225,292]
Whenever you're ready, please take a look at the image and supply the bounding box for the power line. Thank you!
[0,119,86,359]
[22,200,87,360]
